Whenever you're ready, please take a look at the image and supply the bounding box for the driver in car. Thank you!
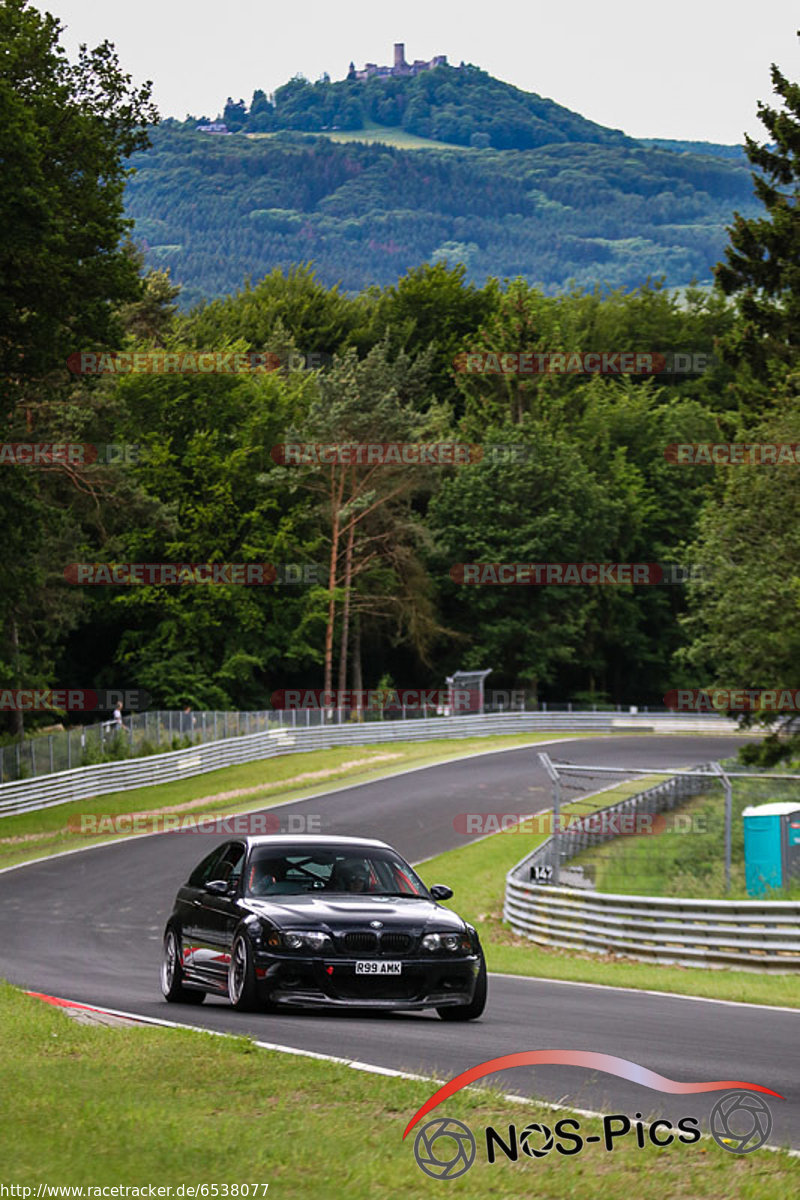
[339,861,371,892]
[248,858,287,895]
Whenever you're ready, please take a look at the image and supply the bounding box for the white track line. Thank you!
[487,971,800,1014]
[28,990,798,1159]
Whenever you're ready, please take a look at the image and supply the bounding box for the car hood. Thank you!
[243,894,466,931]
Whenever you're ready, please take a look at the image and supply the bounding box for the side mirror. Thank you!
[204,879,230,896]
[429,884,453,901]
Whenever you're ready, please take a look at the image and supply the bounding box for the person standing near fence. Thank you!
[112,703,123,730]
[181,705,196,737]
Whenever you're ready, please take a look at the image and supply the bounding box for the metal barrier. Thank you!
[503,879,800,971]
[0,711,742,818]
[505,766,800,971]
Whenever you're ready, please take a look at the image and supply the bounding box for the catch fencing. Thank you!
[0,710,275,783]
[504,757,800,971]
[0,710,741,817]
[0,699,724,784]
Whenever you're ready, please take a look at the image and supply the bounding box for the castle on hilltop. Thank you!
[347,43,447,82]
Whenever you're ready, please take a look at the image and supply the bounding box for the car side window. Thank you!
[215,842,246,890]
[188,846,226,888]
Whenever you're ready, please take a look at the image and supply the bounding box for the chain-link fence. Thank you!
[0,710,276,783]
[0,702,513,783]
[0,698,743,785]
[530,754,800,899]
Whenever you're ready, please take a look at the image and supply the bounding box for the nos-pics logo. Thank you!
[404,1051,781,1179]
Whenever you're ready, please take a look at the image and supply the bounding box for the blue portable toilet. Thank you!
[742,802,800,896]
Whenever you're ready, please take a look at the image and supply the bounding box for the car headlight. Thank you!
[422,932,472,953]
[281,930,332,953]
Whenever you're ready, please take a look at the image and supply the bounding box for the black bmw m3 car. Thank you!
[161,834,487,1020]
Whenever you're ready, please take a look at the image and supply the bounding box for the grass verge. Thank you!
[419,779,800,1008]
[1,984,796,1196]
[0,731,599,871]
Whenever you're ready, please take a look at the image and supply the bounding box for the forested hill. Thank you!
[125,125,760,306]
[197,62,633,151]
[639,138,749,162]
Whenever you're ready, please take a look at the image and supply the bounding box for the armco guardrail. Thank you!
[504,767,800,971]
[0,710,742,819]
[504,879,800,971]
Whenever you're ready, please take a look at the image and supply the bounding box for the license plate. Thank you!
[355,961,402,975]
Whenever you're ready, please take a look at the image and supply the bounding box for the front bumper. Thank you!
[253,950,482,1009]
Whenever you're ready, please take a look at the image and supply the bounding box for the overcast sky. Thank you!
[44,0,798,143]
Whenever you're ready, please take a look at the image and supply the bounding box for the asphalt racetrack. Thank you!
[1,735,797,1147]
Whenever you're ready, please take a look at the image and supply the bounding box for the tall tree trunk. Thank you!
[8,615,23,738]
[337,508,355,701]
[352,609,363,699]
[323,469,343,709]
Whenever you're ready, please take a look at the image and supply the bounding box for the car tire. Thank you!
[437,957,487,1021]
[161,926,205,1004]
[228,931,260,1011]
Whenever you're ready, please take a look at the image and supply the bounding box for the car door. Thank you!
[178,843,228,974]
[192,840,246,985]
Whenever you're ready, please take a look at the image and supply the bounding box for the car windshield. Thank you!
[245,847,429,898]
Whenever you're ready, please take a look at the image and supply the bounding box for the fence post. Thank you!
[711,761,733,894]
[552,774,561,885]
[49,735,54,774]
[68,728,72,770]
[30,739,36,778]
[538,752,561,885]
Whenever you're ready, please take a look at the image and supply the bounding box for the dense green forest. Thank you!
[126,61,760,304]
[126,127,760,305]
[206,63,633,149]
[3,1,800,758]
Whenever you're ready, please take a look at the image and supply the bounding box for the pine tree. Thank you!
[715,32,800,378]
